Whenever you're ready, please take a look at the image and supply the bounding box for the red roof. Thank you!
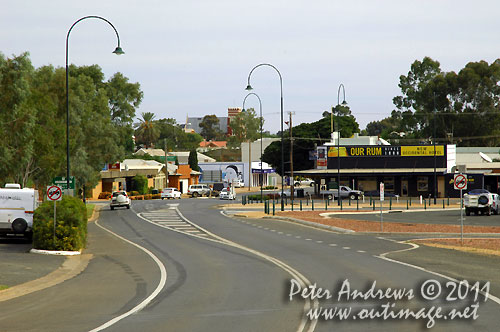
[199,140,227,148]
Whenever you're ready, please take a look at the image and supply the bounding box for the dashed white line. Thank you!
[342,247,351,250]
[329,244,337,247]
[316,241,323,244]
[305,238,312,241]
[357,250,366,253]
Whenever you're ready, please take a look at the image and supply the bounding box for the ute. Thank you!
[464,189,499,216]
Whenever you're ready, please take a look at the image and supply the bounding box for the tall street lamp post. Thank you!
[66,15,124,194]
[433,93,437,204]
[336,84,347,206]
[246,63,284,211]
[242,92,263,201]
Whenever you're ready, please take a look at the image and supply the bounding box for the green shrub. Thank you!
[98,192,111,199]
[33,196,87,251]
[247,194,270,201]
[264,186,277,190]
[132,175,148,195]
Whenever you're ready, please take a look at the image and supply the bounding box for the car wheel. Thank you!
[349,194,357,200]
[310,182,314,187]
[328,194,333,201]
[127,204,130,209]
[111,206,114,210]
[465,209,470,216]
[192,192,199,198]
[161,197,164,200]
[294,182,300,187]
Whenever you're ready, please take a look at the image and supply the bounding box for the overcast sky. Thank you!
[2,0,499,133]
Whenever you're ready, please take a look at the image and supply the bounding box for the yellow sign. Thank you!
[401,146,444,157]
[328,147,348,157]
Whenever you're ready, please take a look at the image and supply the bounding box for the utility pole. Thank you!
[164,139,168,188]
[288,111,295,200]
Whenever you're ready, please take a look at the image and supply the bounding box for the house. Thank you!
[198,140,227,153]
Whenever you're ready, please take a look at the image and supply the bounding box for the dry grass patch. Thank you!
[411,238,500,257]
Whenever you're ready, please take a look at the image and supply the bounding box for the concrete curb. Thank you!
[30,248,81,256]
[0,254,93,302]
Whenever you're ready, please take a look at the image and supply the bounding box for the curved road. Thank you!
[0,198,499,331]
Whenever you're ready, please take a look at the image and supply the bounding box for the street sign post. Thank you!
[454,174,468,245]
[47,185,62,242]
[380,182,384,232]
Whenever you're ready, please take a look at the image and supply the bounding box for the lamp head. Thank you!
[245,84,253,91]
[113,46,125,55]
[341,100,347,106]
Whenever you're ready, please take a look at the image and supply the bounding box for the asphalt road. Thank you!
[0,198,499,331]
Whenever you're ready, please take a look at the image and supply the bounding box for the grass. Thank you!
[86,204,95,221]
[0,285,9,291]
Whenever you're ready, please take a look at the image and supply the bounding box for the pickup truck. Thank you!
[320,186,363,200]
[464,189,499,216]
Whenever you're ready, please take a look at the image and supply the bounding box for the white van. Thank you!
[0,184,39,239]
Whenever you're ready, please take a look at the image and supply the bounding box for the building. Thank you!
[198,140,227,153]
[186,116,229,135]
[227,107,241,136]
[241,138,281,187]
[134,148,215,164]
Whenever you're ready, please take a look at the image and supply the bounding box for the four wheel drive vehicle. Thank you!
[219,188,235,200]
[110,191,131,210]
[188,184,212,198]
[320,186,363,200]
[294,178,315,187]
[0,184,39,239]
[464,190,500,216]
[161,188,181,199]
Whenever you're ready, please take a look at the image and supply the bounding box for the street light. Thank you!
[433,93,437,204]
[242,92,263,200]
[336,84,347,206]
[66,15,124,194]
[246,63,285,211]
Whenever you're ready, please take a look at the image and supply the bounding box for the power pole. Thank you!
[164,139,168,188]
[288,111,295,201]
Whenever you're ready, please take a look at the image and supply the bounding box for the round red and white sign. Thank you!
[454,174,467,190]
[47,185,63,201]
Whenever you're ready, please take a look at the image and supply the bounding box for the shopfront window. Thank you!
[417,177,428,191]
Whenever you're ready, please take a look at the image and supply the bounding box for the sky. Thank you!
[2,0,499,134]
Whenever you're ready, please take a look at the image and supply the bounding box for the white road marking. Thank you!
[329,244,337,246]
[342,247,351,250]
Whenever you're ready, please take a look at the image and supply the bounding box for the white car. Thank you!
[161,188,181,199]
[219,188,235,200]
[294,178,315,187]
[110,191,131,210]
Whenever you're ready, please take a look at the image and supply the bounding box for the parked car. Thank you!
[464,190,499,216]
[320,186,363,200]
[188,184,212,198]
[219,188,235,200]
[110,191,131,210]
[294,178,315,187]
[363,190,400,198]
[161,188,181,199]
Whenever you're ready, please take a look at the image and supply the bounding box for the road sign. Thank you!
[52,176,75,190]
[380,182,385,201]
[47,185,63,201]
[454,174,467,190]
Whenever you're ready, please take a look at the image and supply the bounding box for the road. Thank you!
[0,198,499,331]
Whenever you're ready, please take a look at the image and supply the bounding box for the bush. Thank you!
[264,186,277,190]
[144,194,153,200]
[132,175,148,195]
[130,191,139,196]
[152,194,161,200]
[247,194,270,201]
[33,196,87,251]
[98,192,111,199]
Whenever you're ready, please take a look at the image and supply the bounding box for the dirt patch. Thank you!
[275,211,500,234]
[411,238,500,257]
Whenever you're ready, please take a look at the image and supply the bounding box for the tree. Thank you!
[188,150,199,171]
[0,52,36,186]
[135,112,159,148]
[227,108,263,148]
[199,114,222,140]
[155,118,203,151]
[391,57,500,146]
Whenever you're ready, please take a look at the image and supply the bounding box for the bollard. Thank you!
[340,197,343,211]
[291,199,294,211]
[273,199,275,215]
[325,199,328,211]
[357,198,359,210]
[389,197,392,210]
[373,201,376,211]
[447,196,450,206]
[406,199,409,210]
[370,196,372,206]
[349,196,351,206]
[307,197,309,206]
[300,200,303,211]
[409,196,412,206]
[424,199,427,210]
[443,199,445,209]
[312,199,314,211]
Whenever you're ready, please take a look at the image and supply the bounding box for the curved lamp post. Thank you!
[246,63,284,210]
[242,92,263,200]
[66,16,124,194]
[336,84,347,206]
